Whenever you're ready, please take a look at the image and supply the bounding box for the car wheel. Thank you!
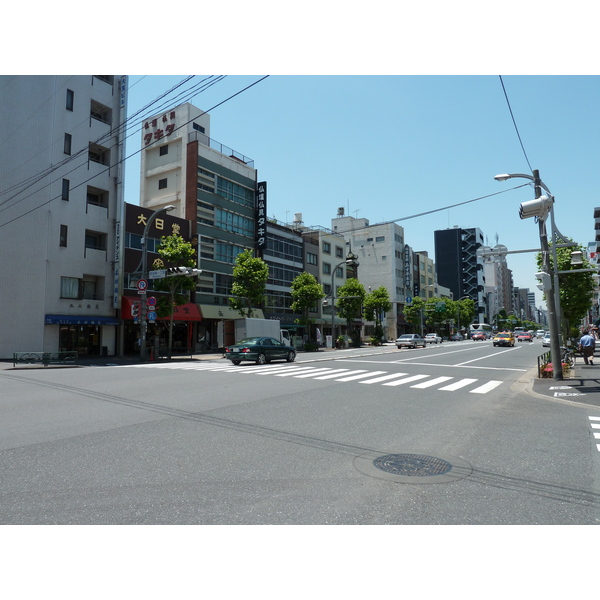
[232,360,241,366]
[286,350,296,362]
[256,353,266,365]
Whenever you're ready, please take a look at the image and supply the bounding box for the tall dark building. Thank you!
[434,226,486,322]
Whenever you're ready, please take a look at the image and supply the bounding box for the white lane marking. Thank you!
[359,373,408,384]
[439,378,478,391]
[591,424,600,430]
[293,369,342,378]
[589,416,600,421]
[456,347,520,366]
[254,366,315,375]
[273,367,326,377]
[470,380,503,394]
[312,369,354,379]
[411,376,453,389]
[335,371,387,382]
[382,374,429,387]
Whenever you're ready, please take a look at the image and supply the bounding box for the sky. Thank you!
[122,74,600,307]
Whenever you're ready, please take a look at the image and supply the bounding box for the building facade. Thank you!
[0,75,126,358]
[434,226,486,324]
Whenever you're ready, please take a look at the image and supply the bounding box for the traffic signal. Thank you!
[131,303,139,318]
[535,272,552,291]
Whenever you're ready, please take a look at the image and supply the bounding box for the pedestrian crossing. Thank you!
[118,361,503,394]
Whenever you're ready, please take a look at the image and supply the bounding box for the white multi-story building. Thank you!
[331,212,411,339]
[0,76,127,358]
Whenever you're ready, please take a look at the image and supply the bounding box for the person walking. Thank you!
[579,331,596,365]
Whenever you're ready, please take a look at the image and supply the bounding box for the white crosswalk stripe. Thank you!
[117,362,504,394]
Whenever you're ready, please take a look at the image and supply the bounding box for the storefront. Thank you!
[121,296,202,354]
[44,315,121,356]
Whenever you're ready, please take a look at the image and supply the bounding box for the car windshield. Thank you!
[496,334,510,338]
[399,335,412,339]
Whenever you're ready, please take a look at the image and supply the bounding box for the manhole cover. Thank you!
[373,453,452,477]
[354,451,472,484]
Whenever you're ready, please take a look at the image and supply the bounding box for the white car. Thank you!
[542,333,551,347]
[425,333,442,344]
[395,334,427,349]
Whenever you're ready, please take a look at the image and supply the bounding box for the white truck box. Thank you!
[234,318,289,344]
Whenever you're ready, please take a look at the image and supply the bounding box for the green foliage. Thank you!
[228,249,269,317]
[536,240,595,335]
[403,296,474,334]
[290,272,325,326]
[336,278,366,324]
[152,234,198,359]
[363,287,392,325]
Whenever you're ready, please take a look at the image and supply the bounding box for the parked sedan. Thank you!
[425,333,442,344]
[493,332,515,347]
[395,334,427,349]
[225,337,296,365]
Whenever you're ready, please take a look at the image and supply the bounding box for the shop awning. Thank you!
[45,314,121,326]
[121,297,202,321]
[198,305,264,320]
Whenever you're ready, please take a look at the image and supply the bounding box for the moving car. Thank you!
[225,336,296,365]
[536,330,545,339]
[517,332,533,342]
[493,332,515,347]
[542,332,551,347]
[471,332,486,341]
[395,334,426,349]
[425,333,442,344]
[449,333,464,341]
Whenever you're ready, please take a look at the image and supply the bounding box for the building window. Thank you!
[93,76,114,85]
[61,179,70,201]
[193,122,206,134]
[60,225,68,247]
[158,178,167,190]
[61,277,79,299]
[215,208,254,237]
[87,186,108,208]
[306,252,318,266]
[85,230,107,251]
[335,266,343,278]
[376,236,385,243]
[66,89,74,111]
[215,177,254,208]
[159,145,168,156]
[335,246,344,258]
[90,100,112,125]
[88,143,110,165]
[323,262,331,275]
[323,241,331,254]
[64,133,72,155]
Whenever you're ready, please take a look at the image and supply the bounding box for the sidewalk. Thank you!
[531,357,600,408]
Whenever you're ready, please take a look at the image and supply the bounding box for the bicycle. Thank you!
[560,346,575,367]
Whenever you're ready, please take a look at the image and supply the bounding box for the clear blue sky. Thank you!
[124,75,600,306]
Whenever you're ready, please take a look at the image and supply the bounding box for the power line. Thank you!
[0,75,270,230]
[499,75,533,173]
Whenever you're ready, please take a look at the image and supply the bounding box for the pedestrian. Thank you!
[579,330,596,365]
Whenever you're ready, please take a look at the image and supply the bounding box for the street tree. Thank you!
[336,278,367,347]
[363,286,392,345]
[537,241,596,339]
[153,234,197,360]
[228,249,269,318]
[290,272,325,346]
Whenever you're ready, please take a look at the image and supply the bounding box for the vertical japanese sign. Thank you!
[255,181,267,253]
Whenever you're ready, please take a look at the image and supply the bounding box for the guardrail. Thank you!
[537,350,551,378]
[13,351,78,367]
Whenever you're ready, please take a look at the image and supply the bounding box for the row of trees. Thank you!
[149,234,597,356]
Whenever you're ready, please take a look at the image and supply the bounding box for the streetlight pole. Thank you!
[139,205,175,361]
[494,171,562,379]
[329,252,359,348]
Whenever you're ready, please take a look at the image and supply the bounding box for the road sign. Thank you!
[147,311,157,321]
[149,270,166,280]
[147,296,157,306]
[406,296,413,304]
[137,279,148,291]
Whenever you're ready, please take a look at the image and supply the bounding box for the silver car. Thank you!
[395,334,427,349]
[542,333,551,347]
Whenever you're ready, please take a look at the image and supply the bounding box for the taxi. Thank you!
[492,331,515,347]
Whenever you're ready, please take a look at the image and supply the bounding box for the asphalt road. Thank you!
[2,339,600,525]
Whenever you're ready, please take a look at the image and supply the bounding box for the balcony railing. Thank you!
[188,131,254,168]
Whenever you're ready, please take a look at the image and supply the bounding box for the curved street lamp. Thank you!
[494,170,562,379]
[328,251,359,348]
